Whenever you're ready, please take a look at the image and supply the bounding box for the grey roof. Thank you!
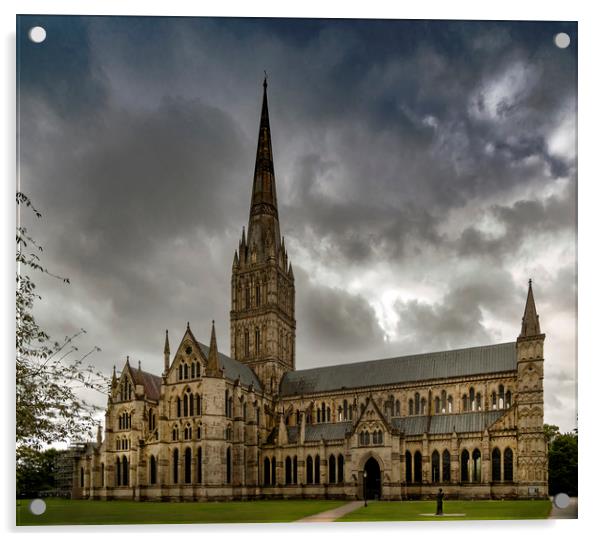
[287,422,353,443]
[280,342,516,396]
[283,411,506,443]
[130,367,162,401]
[391,410,506,436]
[197,343,262,390]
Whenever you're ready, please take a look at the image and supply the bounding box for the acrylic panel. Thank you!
[16,15,577,525]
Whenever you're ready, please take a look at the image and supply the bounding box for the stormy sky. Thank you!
[17,16,577,432]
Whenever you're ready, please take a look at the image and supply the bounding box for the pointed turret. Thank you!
[163,330,170,373]
[206,320,224,377]
[111,365,117,388]
[519,279,542,338]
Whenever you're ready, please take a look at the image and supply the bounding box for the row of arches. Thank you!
[263,454,346,486]
[176,391,202,418]
[118,411,132,430]
[171,422,202,442]
[358,430,383,446]
[177,360,202,381]
[118,379,133,402]
[404,448,514,484]
[115,437,130,450]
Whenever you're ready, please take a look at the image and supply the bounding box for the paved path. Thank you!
[549,497,578,519]
[297,501,365,522]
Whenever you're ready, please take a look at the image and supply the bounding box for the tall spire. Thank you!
[247,77,281,258]
[519,279,542,338]
[251,76,278,212]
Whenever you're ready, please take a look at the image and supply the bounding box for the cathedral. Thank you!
[74,80,548,501]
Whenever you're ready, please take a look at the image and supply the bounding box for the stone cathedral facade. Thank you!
[74,81,548,501]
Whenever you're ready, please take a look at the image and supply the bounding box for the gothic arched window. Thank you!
[184,447,192,484]
[116,457,121,486]
[264,457,271,486]
[285,456,292,485]
[472,449,482,482]
[469,387,475,411]
[414,451,422,484]
[172,449,179,483]
[293,456,298,484]
[461,449,469,482]
[435,397,440,414]
[442,449,451,482]
[405,451,412,483]
[197,447,203,483]
[431,450,440,483]
[504,448,514,481]
[329,455,336,483]
[306,455,313,484]
[226,447,232,484]
[149,455,157,485]
[337,454,344,483]
[271,456,276,486]
[492,448,501,481]
[314,454,320,484]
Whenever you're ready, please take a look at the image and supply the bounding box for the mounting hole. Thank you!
[28,26,46,43]
[29,498,47,515]
[554,32,570,49]
[554,493,570,508]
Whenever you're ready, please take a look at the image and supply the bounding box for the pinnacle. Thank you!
[519,279,541,338]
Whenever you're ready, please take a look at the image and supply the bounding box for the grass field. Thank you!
[16,498,345,525]
[337,500,552,521]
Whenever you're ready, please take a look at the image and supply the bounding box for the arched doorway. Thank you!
[364,457,381,500]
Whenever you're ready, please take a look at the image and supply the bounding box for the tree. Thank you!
[16,192,107,455]
[548,430,578,496]
[16,447,60,498]
[543,423,560,447]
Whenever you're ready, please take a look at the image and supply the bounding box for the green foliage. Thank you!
[16,448,59,498]
[543,424,560,445]
[16,192,107,453]
[548,430,578,496]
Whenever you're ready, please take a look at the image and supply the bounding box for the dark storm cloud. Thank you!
[392,267,519,354]
[17,16,577,430]
[456,181,576,261]
[295,267,385,362]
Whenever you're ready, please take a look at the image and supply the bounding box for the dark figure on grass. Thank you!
[436,488,445,516]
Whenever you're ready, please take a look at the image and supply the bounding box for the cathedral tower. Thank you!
[230,78,296,394]
[515,280,548,497]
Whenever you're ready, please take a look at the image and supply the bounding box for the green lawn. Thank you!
[338,500,552,521]
[16,498,345,525]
